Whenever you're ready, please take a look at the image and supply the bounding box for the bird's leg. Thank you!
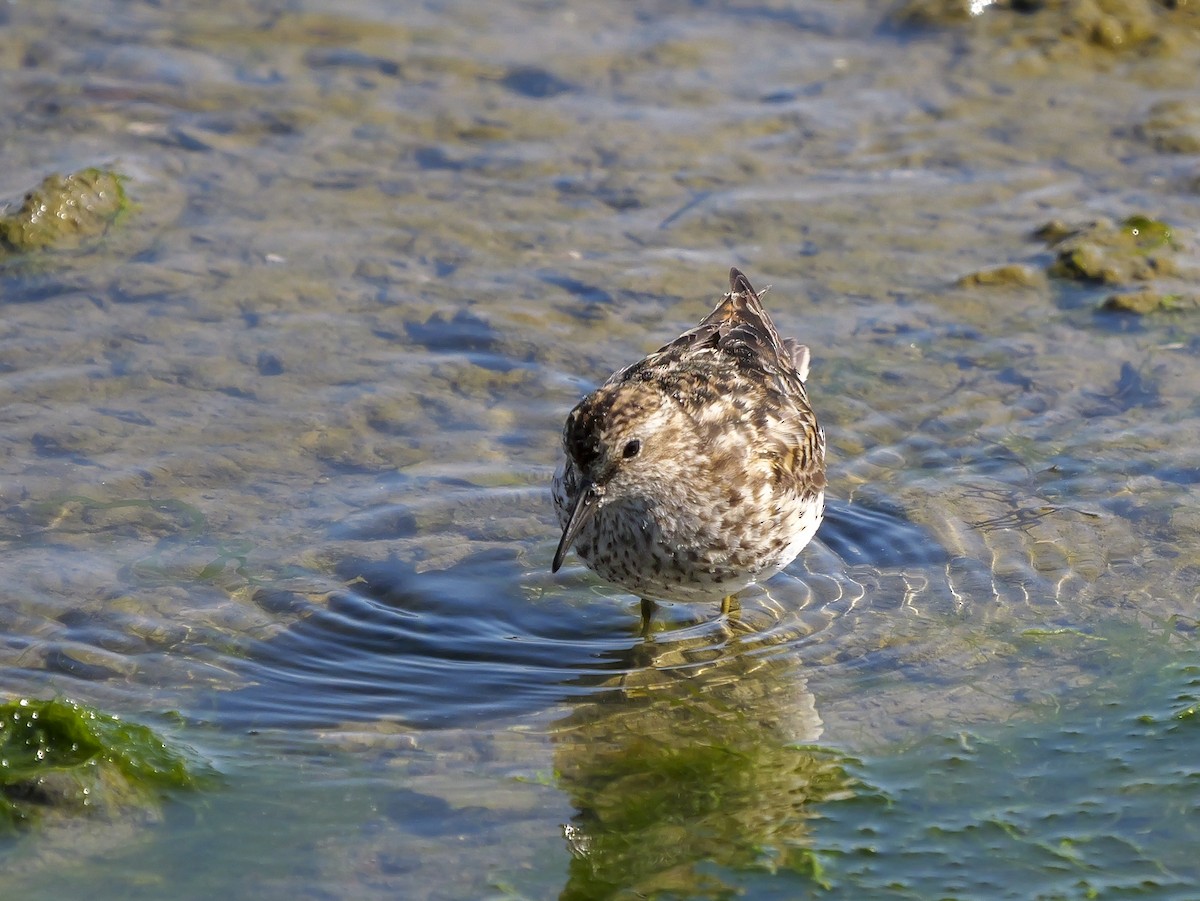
[720,594,740,616]
[639,597,657,635]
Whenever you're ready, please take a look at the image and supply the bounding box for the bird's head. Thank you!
[552,381,686,571]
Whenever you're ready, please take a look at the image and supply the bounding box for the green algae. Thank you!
[1121,214,1173,250]
[801,627,1200,898]
[0,697,214,833]
[963,215,1195,314]
[545,618,1200,900]
[0,168,129,255]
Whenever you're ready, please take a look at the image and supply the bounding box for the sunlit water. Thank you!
[2,0,1200,898]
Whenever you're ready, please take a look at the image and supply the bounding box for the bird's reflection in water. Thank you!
[551,614,855,900]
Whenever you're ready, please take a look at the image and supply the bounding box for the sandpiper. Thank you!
[552,268,825,623]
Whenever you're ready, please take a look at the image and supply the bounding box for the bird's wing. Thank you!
[763,400,827,500]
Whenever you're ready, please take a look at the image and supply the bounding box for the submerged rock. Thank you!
[0,168,128,254]
[1136,99,1200,154]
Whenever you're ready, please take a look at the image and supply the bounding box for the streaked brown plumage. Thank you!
[551,268,825,608]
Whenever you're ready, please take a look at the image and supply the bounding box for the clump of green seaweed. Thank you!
[0,697,213,832]
[0,168,129,254]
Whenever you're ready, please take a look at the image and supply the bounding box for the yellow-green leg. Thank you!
[720,595,740,616]
[639,597,657,634]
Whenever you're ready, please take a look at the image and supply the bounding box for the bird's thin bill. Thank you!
[552,481,598,573]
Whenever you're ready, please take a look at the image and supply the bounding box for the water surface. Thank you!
[2,1,1199,898]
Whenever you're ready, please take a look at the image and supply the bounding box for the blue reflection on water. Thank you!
[209,499,943,732]
[213,549,643,730]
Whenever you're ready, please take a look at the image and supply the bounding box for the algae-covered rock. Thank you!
[1101,290,1200,314]
[889,0,1197,57]
[0,168,128,254]
[0,697,213,832]
[1042,215,1177,284]
[956,263,1045,289]
[889,0,978,29]
[1069,0,1159,50]
[1033,219,1075,244]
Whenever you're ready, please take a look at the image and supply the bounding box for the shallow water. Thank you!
[2,0,1200,897]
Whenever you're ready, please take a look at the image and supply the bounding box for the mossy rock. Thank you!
[1042,215,1177,284]
[0,697,214,832]
[0,168,129,254]
[889,0,1190,54]
[1101,289,1200,314]
[956,263,1045,289]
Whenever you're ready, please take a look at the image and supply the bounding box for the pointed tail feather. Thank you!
[663,268,806,378]
[730,267,756,296]
[707,267,786,354]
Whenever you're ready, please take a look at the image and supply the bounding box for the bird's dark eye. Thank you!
[622,439,642,459]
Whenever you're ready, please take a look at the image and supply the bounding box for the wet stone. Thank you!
[256,351,284,376]
[43,646,134,681]
[497,65,576,99]
[404,309,498,353]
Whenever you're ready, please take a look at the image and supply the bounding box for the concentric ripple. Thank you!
[206,496,949,731]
